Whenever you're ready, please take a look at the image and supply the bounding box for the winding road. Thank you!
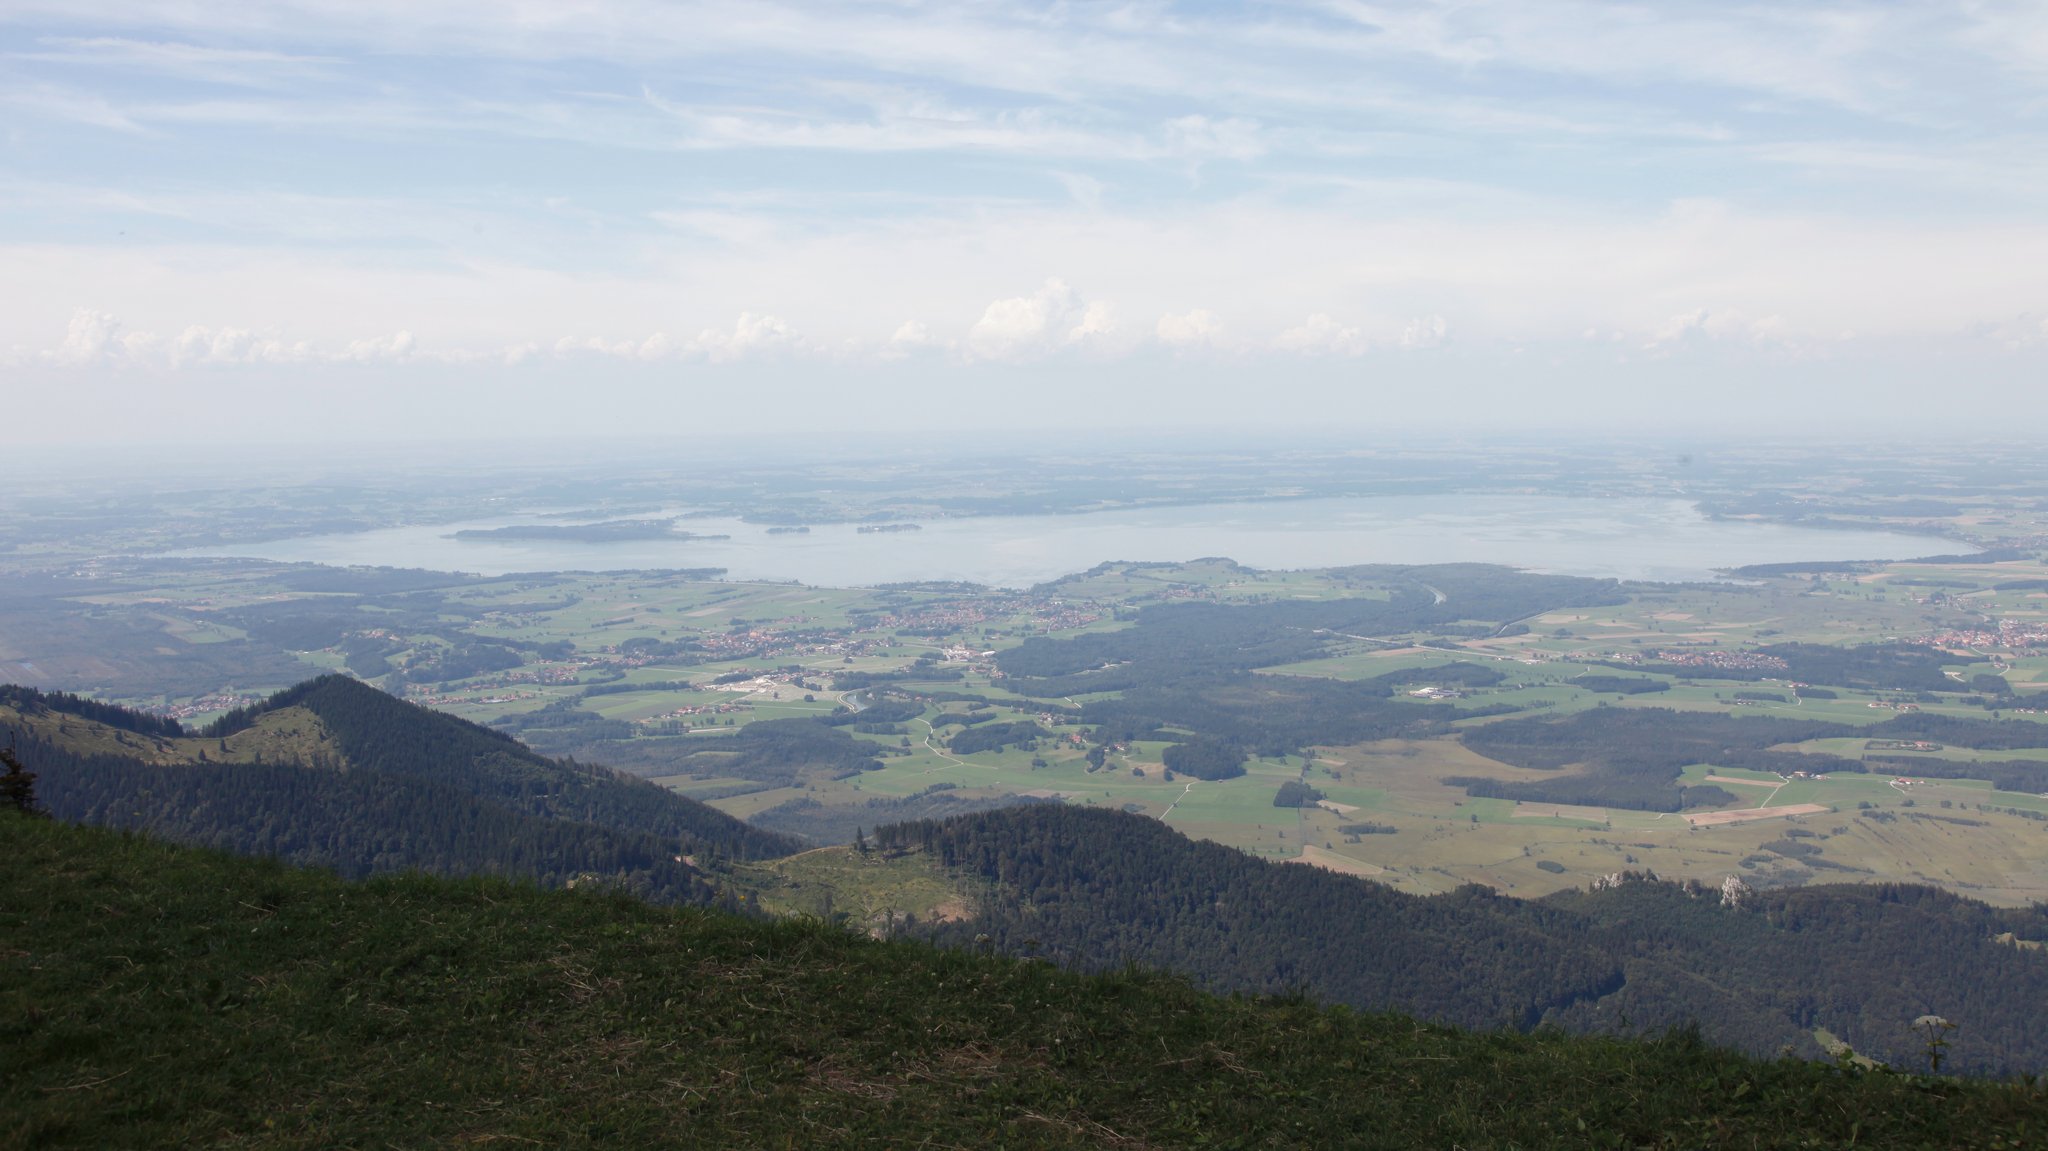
[1160,780,1197,818]
[912,717,973,775]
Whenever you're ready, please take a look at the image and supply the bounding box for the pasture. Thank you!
[14,549,2048,904]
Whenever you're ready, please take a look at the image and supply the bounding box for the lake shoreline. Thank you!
[167,494,1966,590]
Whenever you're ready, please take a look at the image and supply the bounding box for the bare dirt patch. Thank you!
[1684,803,1828,827]
[1286,844,1385,876]
[1705,775,1780,788]
[1315,799,1361,815]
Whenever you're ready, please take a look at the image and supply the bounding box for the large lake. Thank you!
[176,496,1960,588]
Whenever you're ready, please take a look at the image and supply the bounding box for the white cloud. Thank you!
[555,334,635,359]
[11,2,2048,442]
[40,307,163,366]
[881,319,940,360]
[1070,300,1117,342]
[169,324,335,366]
[37,308,419,368]
[43,307,125,366]
[339,330,414,363]
[890,319,933,347]
[16,190,2048,385]
[172,324,247,366]
[632,332,673,361]
[1276,313,1367,355]
[1156,309,1221,348]
[1642,308,1785,350]
[693,312,796,361]
[554,333,676,361]
[1400,315,1448,350]
[967,278,1108,359]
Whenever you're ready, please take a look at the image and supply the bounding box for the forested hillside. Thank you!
[4,676,800,906]
[1451,707,1854,811]
[998,564,1625,693]
[16,673,2048,1083]
[1449,706,2048,810]
[888,805,2048,1075]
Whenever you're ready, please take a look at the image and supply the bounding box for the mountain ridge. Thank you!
[889,804,2048,1075]
[3,675,800,906]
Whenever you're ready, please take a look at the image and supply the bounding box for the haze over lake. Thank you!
[177,496,1957,588]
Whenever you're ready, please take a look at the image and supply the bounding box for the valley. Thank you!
[8,525,2048,904]
[11,445,2048,1075]
[13,679,2048,1075]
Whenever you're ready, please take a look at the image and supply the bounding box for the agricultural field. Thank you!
[1253,737,2048,905]
[6,539,2048,904]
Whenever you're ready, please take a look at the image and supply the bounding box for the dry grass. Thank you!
[1684,803,1830,827]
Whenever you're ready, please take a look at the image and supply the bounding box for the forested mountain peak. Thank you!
[5,675,804,906]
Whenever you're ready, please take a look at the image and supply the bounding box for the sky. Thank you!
[6,1,2048,444]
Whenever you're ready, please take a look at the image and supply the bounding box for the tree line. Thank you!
[875,804,2048,1075]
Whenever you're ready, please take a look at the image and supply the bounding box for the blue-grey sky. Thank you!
[6,1,2048,443]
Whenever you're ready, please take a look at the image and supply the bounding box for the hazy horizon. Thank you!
[3,427,2033,490]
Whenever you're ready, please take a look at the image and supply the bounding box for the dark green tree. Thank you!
[1273,780,1326,808]
[1,743,45,818]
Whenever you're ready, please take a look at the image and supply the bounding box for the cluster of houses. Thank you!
[1648,648,1791,672]
[421,664,583,691]
[152,692,264,723]
[1917,619,2048,651]
[638,700,751,725]
[1027,599,1107,630]
[406,687,545,707]
[703,670,823,696]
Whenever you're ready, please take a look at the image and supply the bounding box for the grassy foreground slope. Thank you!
[7,817,2047,1151]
